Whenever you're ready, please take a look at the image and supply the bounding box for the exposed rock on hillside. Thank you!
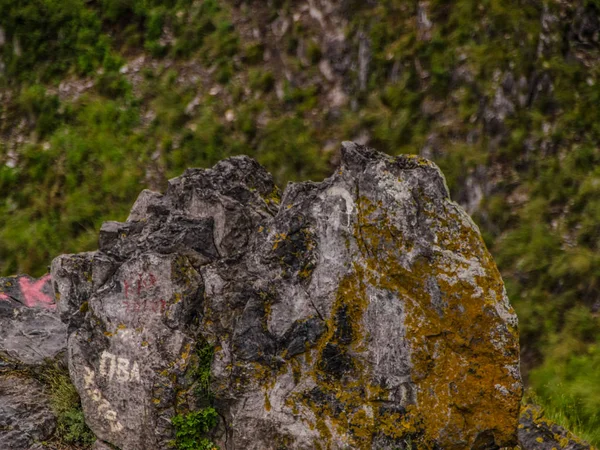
[0,375,56,449]
[518,405,593,450]
[0,274,65,449]
[53,143,523,449]
[0,274,64,365]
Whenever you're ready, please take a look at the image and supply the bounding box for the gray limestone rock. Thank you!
[518,405,593,450]
[53,144,523,449]
[91,439,116,450]
[0,374,56,449]
[0,274,66,365]
[0,274,66,449]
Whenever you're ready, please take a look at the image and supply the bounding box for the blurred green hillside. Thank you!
[1,0,599,443]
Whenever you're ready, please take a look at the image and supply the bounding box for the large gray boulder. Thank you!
[0,274,65,365]
[0,375,56,449]
[53,143,523,449]
[0,274,66,449]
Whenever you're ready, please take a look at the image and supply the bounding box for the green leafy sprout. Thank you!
[171,341,219,450]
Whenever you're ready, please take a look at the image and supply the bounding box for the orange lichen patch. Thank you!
[220,180,520,448]
[288,266,423,448]
[272,232,288,250]
[377,405,420,439]
[180,342,192,361]
[262,186,282,207]
[229,361,272,392]
[353,195,521,448]
[314,415,332,442]
[241,190,519,449]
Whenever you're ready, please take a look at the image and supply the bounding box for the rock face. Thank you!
[53,143,522,449]
[0,274,65,365]
[0,274,65,449]
[518,405,593,450]
[0,375,57,449]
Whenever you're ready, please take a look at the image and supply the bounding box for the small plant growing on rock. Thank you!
[171,407,218,450]
[194,342,214,400]
[170,341,219,449]
[38,360,96,447]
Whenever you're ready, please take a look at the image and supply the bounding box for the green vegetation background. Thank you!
[0,0,599,443]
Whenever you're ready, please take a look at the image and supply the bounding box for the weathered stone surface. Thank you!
[54,143,523,449]
[0,275,65,449]
[0,375,56,449]
[91,439,116,450]
[0,274,66,365]
[518,405,593,450]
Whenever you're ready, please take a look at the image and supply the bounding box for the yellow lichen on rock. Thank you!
[347,189,521,448]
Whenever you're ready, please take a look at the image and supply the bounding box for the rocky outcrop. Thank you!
[0,274,66,449]
[0,275,65,365]
[0,375,56,449]
[53,143,523,449]
[518,405,593,450]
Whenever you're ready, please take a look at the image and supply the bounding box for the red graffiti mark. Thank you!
[0,292,8,301]
[123,273,156,299]
[136,272,156,295]
[122,273,164,314]
[124,298,166,314]
[19,274,55,309]
[149,299,166,313]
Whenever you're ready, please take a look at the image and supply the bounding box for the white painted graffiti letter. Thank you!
[130,361,141,382]
[99,352,141,383]
[116,357,130,382]
[99,350,116,381]
[109,420,124,432]
[97,399,110,413]
[82,365,124,435]
[100,351,141,383]
[90,388,102,402]
[84,367,95,389]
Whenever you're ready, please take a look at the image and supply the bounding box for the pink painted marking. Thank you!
[18,274,55,309]
[124,273,156,299]
[0,292,8,301]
